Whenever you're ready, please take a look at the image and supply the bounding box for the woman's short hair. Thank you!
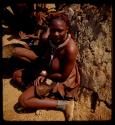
[47,11,70,28]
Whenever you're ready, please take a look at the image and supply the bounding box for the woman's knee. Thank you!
[12,47,38,61]
[13,69,21,78]
[12,47,18,56]
[18,86,35,108]
[12,47,27,56]
[18,94,28,108]
[12,69,23,84]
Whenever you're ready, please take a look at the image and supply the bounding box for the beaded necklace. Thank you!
[49,34,71,66]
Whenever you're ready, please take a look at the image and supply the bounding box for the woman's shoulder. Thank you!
[66,37,77,54]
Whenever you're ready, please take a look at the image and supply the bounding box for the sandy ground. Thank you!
[3,78,65,121]
[3,78,112,121]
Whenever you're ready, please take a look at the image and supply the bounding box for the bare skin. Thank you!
[13,17,77,115]
[19,86,57,109]
[12,29,50,85]
[12,28,50,63]
[12,47,38,63]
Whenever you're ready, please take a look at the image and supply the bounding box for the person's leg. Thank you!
[18,86,74,121]
[12,69,33,89]
[12,47,38,62]
[12,69,24,87]
[19,86,57,109]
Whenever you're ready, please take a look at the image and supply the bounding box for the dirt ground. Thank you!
[3,78,112,121]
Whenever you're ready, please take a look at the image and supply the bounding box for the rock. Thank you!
[69,4,112,107]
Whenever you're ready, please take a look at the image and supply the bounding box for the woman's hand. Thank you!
[33,76,46,87]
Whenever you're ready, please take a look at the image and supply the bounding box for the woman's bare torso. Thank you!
[49,48,65,73]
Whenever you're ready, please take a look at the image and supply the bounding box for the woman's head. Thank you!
[47,12,70,45]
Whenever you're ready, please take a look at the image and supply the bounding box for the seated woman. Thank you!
[12,12,80,121]
[12,27,49,63]
[11,5,48,64]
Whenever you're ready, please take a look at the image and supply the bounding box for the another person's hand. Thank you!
[19,31,30,40]
[33,76,46,87]
[26,34,35,38]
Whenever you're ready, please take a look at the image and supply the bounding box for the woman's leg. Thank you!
[12,69,24,87]
[18,86,74,121]
[12,47,38,62]
[19,86,57,109]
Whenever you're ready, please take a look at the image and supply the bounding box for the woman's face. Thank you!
[49,19,68,45]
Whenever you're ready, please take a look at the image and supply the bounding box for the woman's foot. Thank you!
[64,100,74,121]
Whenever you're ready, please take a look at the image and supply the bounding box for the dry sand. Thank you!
[3,78,111,121]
